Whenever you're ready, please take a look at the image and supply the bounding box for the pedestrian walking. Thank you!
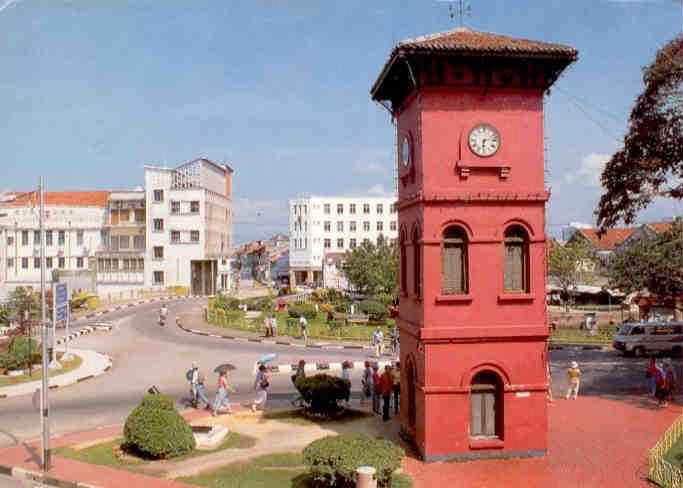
[251,364,270,412]
[186,361,200,408]
[361,361,372,405]
[196,373,211,410]
[372,364,381,414]
[379,365,394,421]
[270,315,278,337]
[212,371,236,416]
[565,361,581,400]
[299,314,308,342]
[656,359,675,408]
[264,314,272,337]
[291,360,306,407]
[647,357,657,397]
[392,361,401,414]
[390,325,399,355]
[341,360,352,407]
[372,328,384,358]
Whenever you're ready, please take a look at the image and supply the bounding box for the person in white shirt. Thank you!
[372,328,384,357]
[299,314,308,342]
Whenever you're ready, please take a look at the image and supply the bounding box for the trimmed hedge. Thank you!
[295,374,350,417]
[358,300,388,321]
[288,304,318,320]
[303,434,404,487]
[245,297,274,312]
[0,337,41,371]
[123,394,195,459]
[213,297,241,312]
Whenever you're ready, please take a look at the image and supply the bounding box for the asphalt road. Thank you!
[0,297,666,452]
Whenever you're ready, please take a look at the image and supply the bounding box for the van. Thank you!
[612,322,683,356]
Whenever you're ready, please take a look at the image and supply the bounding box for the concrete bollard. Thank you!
[356,466,377,488]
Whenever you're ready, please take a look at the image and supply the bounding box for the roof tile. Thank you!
[2,191,110,208]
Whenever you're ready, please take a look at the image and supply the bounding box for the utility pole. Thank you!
[39,177,50,472]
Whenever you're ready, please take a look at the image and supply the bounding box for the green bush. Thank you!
[358,300,388,321]
[213,297,241,312]
[303,434,404,487]
[312,288,343,303]
[319,303,334,314]
[334,301,350,313]
[288,304,318,320]
[0,352,26,371]
[278,287,294,296]
[139,393,175,411]
[245,297,274,312]
[295,374,350,417]
[213,309,246,323]
[0,337,41,370]
[123,394,195,459]
[375,292,398,307]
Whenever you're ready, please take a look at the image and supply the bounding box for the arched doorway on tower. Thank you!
[470,370,504,440]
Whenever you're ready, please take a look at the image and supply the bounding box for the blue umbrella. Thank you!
[257,353,278,365]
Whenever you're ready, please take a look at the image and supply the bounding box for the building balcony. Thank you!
[96,271,144,284]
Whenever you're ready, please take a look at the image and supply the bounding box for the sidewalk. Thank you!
[0,348,112,399]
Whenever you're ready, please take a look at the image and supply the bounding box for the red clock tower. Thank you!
[371,29,577,461]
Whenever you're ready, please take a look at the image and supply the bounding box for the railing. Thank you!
[650,413,683,487]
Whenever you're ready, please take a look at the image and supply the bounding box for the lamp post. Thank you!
[38,177,51,472]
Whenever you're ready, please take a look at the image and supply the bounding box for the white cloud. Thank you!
[0,0,22,14]
[367,184,388,196]
[354,147,392,174]
[564,153,611,187]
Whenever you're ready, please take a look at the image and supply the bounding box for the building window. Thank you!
[122,259,130,271]
[391,203,398,214]
[76,231,84,246]
[407,360,417,428]
[45,231,52,246]
[154,246,164,259]
[22,257,28,269]
[111,258,119,271]
[470,371,503,439]
[101,230,109,246]
[363,221,370,232]
[110,236,119,251]
[133,235,144,249]
[171,201,180,214]
[337,203,343,214]
[7,258,13,268]
[504,226,529,292]
[413,227,421,297]
[77,257,84,268]
[390,221,397,231]
[58,257,65,269]
[58,230,65,246]
[46,257,53,269]
[442,226,468,295]
[6,235,13,246]
[190,201,200,214]
[377,204,383,214]
[337,238,344,248]
[153,219,164,232]
[400,231,407,293]
[363,204,370,214]
[153,189,164,202]
[34,257,40,268]
[153,271,164,285]
[324,221,331,232]
[324,238,331,249]
[377,221,383,232]
[337,221,344,232]
[21,231,28,246]
[191,230,200,242]
[324,204,330,215]
[119,235,130,249]
[171,231,180,243]
[350,221,357,232]
[350,238,357,249]
[350,203,356,214]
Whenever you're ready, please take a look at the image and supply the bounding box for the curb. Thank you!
[55,324,113,346]
[257,358,397,375]
[176,321,377,351]
[1,463,102,488]
[71,295,204,325]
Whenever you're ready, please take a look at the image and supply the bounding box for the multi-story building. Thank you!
[288,195,398,286]
[0,158,234,298]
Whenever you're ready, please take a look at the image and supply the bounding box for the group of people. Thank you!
[647,357,676,408]
[371,325,400,358]
[186,362,236,416]
[362,361,401,421]
[262,314,278,337]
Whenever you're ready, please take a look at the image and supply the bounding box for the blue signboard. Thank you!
[53,282,69,328]
[55,283,68,308]
[55,306,67,323]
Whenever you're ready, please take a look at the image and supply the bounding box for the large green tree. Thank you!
[343,235,398,296]
[607,220,683,297]
[547,240,597,311]
[596,35,683,228]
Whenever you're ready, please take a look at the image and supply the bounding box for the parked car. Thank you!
[613,321,683,356]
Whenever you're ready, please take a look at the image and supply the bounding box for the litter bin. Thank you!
[356,466,377,488]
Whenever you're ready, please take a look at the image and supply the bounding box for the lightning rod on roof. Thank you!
[436,0,472,27]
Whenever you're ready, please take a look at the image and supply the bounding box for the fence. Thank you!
[650,413,683,487]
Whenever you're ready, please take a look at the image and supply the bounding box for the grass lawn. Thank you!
[54,431,257,473]
[0,354,83,387]
[263,408,373,426]
[550,326,614,345]
[180,452,413,488]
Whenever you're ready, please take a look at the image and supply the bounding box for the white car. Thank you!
[613,322,683,356]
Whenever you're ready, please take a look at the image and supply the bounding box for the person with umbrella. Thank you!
[251,364,270,412]
[213,364,237,416]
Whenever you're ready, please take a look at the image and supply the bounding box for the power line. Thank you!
[556,88,624,142]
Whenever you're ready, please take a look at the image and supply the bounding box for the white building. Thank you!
[0,158,234,298]
[288,195,398,286]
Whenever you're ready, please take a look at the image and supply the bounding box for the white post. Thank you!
[39,176,51,471]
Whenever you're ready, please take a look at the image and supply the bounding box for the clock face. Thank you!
[468,124,500,158]
[401,135,411,168]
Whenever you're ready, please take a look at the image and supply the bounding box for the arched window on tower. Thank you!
[412,227,421,297]
[406,359,417,429]
[399,230,407,293]
[504,225,529,292]
[441,226,468,294]
[470,371,503,439]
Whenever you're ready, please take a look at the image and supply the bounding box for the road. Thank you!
[0,297,663,453]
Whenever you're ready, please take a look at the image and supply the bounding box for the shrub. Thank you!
[1,337,41,370]
[277,287,294,297]
[358,300,388,321]
[213,297,241,312]
[123,395,195,459]
[139,393,175,411]
[303,434,404,487]
[288,304,318,320]
[295,374,350,417]
[375,292,398,307]
[245,297,274,312]
[334,301,350,313]
[0,352,25,371]
[319,303,334,314]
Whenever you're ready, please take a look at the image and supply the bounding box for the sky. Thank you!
[1,0,682,243]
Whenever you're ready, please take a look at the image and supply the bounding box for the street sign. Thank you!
[52,282,69,328]
[55,283,67,308]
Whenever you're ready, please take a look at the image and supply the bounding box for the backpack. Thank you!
[185,369,193,381]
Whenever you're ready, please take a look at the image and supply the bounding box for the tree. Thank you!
[547,240,597,311]
[607,220,683,298]
[343,235,398,296]
[596,35,683,229]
